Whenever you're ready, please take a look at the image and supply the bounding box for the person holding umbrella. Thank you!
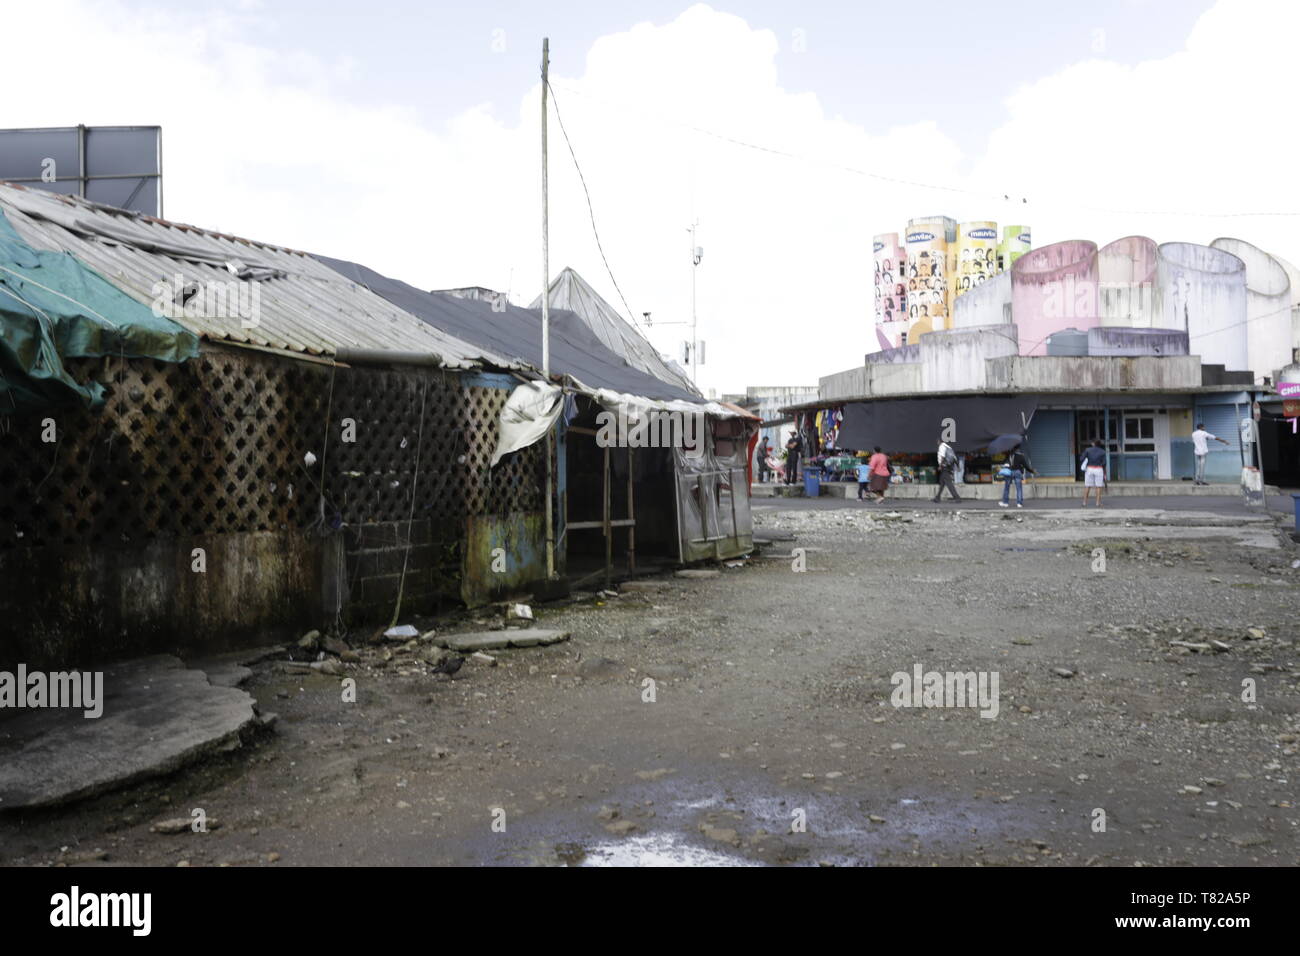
[1000,447,1036,508]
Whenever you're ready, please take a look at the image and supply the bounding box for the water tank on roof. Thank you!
[1046,328,1088,356]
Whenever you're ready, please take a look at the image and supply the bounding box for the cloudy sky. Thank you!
[5,0,1298,395]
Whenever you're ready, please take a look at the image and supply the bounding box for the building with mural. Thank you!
[819,228,1300,490]
[874,215,1032,350]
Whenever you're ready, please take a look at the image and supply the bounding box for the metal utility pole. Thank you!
[689,221,701,382]
[541,37,555,578]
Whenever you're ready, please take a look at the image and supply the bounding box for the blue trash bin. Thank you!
[1292,493,1300,530]
[804,469,821,498]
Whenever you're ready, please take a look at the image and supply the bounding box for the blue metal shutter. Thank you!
[1195,404,1241,451]
[1026,410,1074,476]
[1193,402,1246,481]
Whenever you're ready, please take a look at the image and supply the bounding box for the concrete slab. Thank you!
[442,629,571,652]
[675,569,721,580]
[185,644,285,687]
[0,655,259,811]
[619,580,677,591]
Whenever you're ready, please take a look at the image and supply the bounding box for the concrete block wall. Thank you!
[343,519,457,623]
[985,355,1202,392]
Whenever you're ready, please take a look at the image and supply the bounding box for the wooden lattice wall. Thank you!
[0,348,544,551]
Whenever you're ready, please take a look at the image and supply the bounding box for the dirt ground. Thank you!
[3,500,1298,867]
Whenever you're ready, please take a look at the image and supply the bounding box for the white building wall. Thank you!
[1270,253,1300,359]
[1155,243,1248,373]
[952,271,1011,329]
[1098,236,1159,328]
[1211,238,1293,384]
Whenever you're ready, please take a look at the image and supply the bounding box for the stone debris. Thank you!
[439,628,571,652]
[675,569,720,580]
[470,651,497,667]
[383,625,420,641]
[322,637,351,657]
[151,817,222,835]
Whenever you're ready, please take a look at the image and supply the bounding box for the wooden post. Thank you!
[603,445,612,589]
[627,447,636,576]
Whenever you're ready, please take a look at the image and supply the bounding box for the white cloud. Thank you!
[3,0,1295,393]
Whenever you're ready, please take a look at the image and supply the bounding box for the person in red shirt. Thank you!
[867,446,891,503]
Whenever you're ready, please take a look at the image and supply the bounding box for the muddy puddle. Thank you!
[435,764,1040,867]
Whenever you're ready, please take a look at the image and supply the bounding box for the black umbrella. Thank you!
[986,433,1024,455]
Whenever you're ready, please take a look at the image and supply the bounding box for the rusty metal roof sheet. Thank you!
[0,182,520,370]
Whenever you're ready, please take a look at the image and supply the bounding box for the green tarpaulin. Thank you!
[0,209,199,414]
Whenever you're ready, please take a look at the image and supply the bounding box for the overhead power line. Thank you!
[545,79,646,333]
[552,82,1300,221]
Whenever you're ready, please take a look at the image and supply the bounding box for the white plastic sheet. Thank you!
[490,381,564,466]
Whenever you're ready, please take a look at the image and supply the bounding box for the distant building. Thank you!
[724,386,818,478]
[804,233,1300,488]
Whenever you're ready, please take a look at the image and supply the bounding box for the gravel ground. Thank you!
[2,501,1297,867]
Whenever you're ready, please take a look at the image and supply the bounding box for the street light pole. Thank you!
[689,221,701,383]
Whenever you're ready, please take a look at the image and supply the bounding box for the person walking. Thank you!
[1191,422,1229,485]
[1081,439,1107,507]
[998,447,1036,508]
[756,436,772,482]
[932,435,962,503]
[867,446,891,504]
[855,457,871,501]
[784,430,802,486]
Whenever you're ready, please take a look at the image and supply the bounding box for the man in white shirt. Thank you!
[932,436,962,503]
[1191,422,1228,485]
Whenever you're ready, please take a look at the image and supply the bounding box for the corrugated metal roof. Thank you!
[530,267,700,395]
[0,182,520,370]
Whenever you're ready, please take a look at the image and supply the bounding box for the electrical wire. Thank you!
[388,373,428,629]
[545,79,646,333]
[551,81,1300,220]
